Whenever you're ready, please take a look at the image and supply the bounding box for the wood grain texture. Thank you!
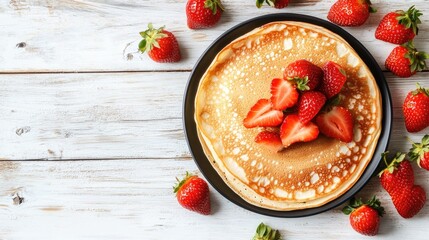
[0,159,429,240]
[1,1,429,239]
[0,72,428,160]
[0,0,428,72]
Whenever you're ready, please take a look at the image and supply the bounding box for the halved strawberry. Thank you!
[298,91,327,124]
[319,61,347,98]
[243,99,284,128]
[280,114,319,148]
[270,78,299,110]
[254,131,284,152]
[315,106,354,142]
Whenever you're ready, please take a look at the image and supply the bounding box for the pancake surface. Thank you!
[194,21,382,210]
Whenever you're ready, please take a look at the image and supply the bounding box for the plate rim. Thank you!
[183,13,392,218]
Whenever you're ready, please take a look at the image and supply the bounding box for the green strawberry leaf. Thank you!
[253,223,281,240]
[256,0,265,8]
[378,152,407,176]
[403,41,428,73]
[396,5,423,35]
[288,76,310,91]
[138,39,147,52]
[138,23,167,53]
[408,135,429,168]
[205,0,224,15]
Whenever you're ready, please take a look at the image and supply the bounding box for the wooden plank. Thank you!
[0,0,428,72]
[1,158,428,239]
[0,72,428,160]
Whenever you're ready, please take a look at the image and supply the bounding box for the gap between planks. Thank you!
[0,70,193,75]
[0,156,193,162]
[0,70,428,75]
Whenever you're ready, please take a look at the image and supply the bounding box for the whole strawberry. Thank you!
[186,0,224,29]
[256,0,289,9]
[385,41,429,78]
[319,61,347,99]
[379,152,414,195]
[375,5,422,44]
[284,59,323,91]
[252,223,281,240]
[379,152,426,218]
[138,23,181,63]
[174,172,211,215]
[409,135,429,170]
[342,196,385,236]
[327,0,376,27]
[402,84,429,132]
[297,91,326,124]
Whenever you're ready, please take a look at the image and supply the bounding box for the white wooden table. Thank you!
[0,1,428,239]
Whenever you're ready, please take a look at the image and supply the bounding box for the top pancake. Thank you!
[194,21,382,210]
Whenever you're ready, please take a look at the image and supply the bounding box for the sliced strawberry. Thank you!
[270,78,299,110]
[243,99,284,128]
[319,61,347,98]
[315,106,354,142]
[298,91,327,124]
[254,131,284,152]
[280,114,319,148]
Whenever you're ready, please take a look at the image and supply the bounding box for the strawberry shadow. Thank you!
[210,190,221,215]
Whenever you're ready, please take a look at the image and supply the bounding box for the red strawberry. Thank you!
[270,78,299,111]
[327,0,376,27]
[378,152,426,218]
[315,106,354,143]
[379,152,414,195]
[186,0,224,29]
[256,0,289,9]
[319,61,347,98]
[408,135,429,170]
[385,42,429,78]
[392,185,426,219]
[174,172,211,215]
[138,23,181,63]
[244,99,284,128]
[298,91,327,124]
[283,60,323,91]
[254,131,284,152]
[342,196,385,236]
[402,84,429,132]
[375,6,422,44]
[280,114,319,148]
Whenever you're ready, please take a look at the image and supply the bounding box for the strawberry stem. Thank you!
[378,152,406,177]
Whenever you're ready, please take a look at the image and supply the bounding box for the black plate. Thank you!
[183,14,392,217]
